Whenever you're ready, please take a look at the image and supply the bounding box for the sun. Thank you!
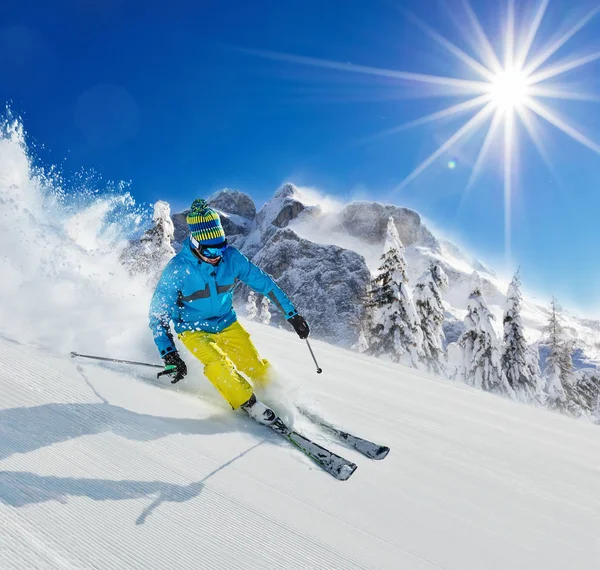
[243,1,600,260]
[490,68,529,111]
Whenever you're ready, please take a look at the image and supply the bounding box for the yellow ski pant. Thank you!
[179,321,271,409]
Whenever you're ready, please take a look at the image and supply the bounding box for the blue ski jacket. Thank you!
[149,238,297,357]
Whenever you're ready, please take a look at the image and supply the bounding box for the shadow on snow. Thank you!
[0,370,273,523]
[0,402,242,461]
[0,443,262,524]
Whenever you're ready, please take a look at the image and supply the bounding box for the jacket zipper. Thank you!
[208,265,218,320]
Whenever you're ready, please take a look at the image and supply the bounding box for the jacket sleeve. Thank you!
[149,259,183,357]
[230,248,297,318]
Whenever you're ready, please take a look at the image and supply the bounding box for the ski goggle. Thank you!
[191,236,228,258]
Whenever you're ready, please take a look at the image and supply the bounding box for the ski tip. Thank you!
[337,462,358,481]
[371,446,390,460]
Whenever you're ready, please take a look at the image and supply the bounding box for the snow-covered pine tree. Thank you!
[458,273,514,397]
[569,369,600,422]
[246,291,258,321]
[525,344,546,406]
[543,299,573,412]
[120,200,175,283]
[502,271,545,403]
[351,330,369,353]
[142,201,175,270]
[413,262,448,375]
[259,295,272,325]
[356,282,375,352]
[367,217,423,367]
[445,341,462,380]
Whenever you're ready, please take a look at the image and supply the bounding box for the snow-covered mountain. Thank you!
[169,184,600,367]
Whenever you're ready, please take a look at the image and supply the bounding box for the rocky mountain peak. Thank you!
[273,182,299,199]
[338,202,440,251]
[257,183,306,230]
[249,227,371,346]
[208,188,256,220]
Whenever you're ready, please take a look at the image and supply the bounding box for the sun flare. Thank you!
[245,1,600,260]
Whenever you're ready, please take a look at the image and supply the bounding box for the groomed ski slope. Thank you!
[1,321,600,570]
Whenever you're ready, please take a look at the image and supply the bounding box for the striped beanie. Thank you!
[186,199,226,246]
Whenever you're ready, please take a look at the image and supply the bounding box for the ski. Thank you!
[295,406,390,460]
[244,411,357,481]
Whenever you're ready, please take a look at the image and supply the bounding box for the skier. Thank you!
[149,198,310,425]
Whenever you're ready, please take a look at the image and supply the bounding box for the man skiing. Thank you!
[149,198,310,424]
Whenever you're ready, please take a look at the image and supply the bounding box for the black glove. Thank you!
[288,314,310,339]
[162,351,187,384]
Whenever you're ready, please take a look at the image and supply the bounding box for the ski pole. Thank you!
[305,339,323,374]
[70,351,163,369]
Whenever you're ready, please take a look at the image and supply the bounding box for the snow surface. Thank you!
[2,327,600,569]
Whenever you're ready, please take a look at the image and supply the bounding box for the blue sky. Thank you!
[2,0,600,312]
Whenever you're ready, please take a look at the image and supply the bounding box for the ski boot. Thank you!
[241,394,277,426]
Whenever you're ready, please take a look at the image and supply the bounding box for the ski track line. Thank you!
[1,508,91,570]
